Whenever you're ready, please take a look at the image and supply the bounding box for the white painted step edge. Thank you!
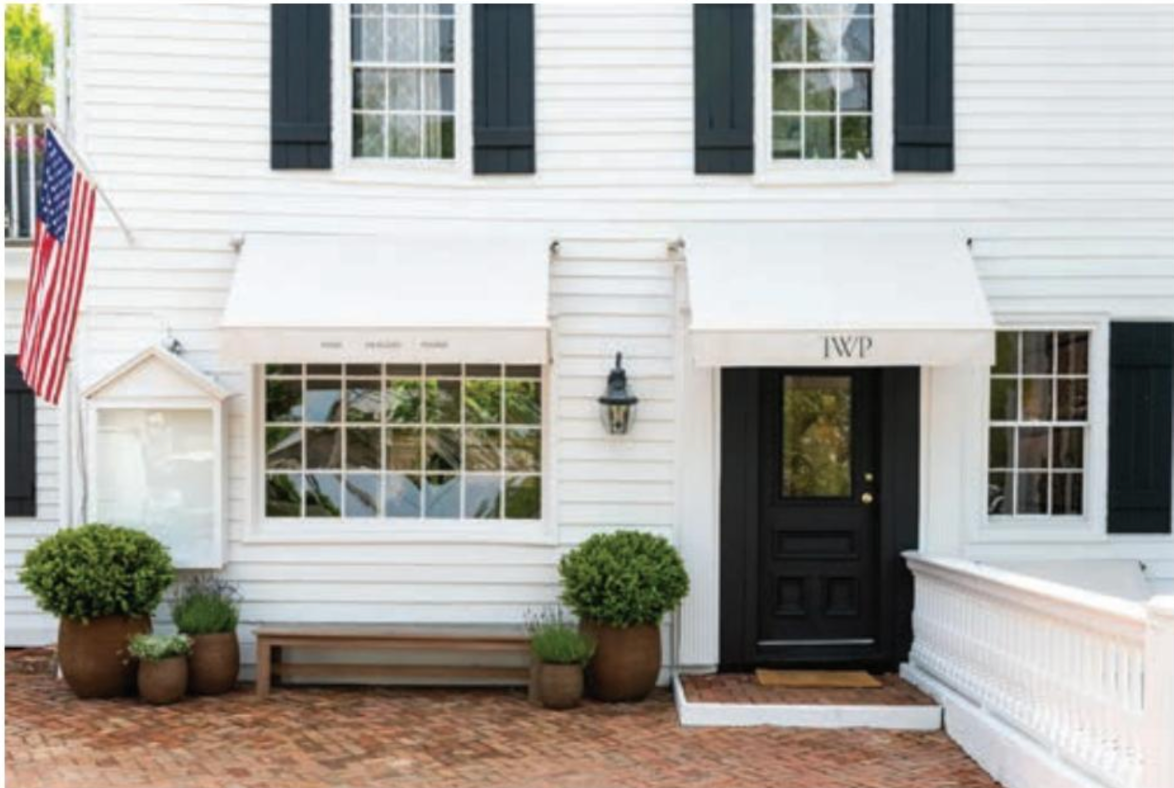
[673,675,943,731]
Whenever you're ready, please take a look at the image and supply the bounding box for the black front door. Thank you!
[758,369,878,661]
[719,367,920,672]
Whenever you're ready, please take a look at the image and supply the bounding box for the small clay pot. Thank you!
[137,657,188,705]
[58,616,152,698]
[537,663,584,710]
[187,632,240,695]
[581,620,660,703]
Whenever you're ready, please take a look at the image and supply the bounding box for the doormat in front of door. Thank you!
[754,669,882,689]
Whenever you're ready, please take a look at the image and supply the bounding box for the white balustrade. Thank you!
[5,118,45,242]
[905,553,1173,788]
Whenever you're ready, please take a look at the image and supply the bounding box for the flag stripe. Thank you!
[17,130,96,407]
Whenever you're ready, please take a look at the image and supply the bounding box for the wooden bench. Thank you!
[253,624,532,698]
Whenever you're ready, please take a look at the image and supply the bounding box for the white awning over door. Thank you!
[685,230,995,367]
[220,233,549,364]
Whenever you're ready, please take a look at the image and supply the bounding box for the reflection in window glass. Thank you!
[987,330,1090,516]
[351,4,457,160]
[770,4,874,161]
[781,375,852,498]
[263,363,541,520]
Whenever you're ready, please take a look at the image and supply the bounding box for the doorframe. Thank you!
[718,367,921,672]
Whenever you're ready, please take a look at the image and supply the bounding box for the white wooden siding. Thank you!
[4,277,63,645]
[8,3,1170,657]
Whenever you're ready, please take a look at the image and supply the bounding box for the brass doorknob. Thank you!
[861,492,875,505]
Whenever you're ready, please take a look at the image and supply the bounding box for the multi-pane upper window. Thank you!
[988,331,1089,517]
[770,3,874,161]
[350,4,456,160]
[264,364,542,521]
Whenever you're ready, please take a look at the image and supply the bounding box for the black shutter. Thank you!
[6,356,36,518]
[1109,323,1173,534]
[271,4,332,170]
[473,4,535,175]
[894,4,954,172]
[693,4,754,174]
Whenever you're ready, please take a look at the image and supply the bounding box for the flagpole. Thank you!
[40,114,135,245]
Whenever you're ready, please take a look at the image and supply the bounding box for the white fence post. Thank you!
[1143,596,1174,788]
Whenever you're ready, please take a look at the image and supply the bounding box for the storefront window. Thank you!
[263,363,542,520]
[988,330,1089,517]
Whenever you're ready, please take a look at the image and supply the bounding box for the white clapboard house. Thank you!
[5,4,1174,787]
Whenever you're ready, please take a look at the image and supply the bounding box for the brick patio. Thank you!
[5,651,999,788]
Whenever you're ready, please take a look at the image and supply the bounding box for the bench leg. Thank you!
[255,640,272,698]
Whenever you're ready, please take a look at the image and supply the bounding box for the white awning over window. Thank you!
[685,229,995,367]
[220,233,549,364]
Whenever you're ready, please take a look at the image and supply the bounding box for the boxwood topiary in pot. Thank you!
[558,530,689,702]
[19,524,175,698]
[172,575,241,695]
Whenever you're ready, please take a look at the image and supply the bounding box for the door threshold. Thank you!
[673,673,942,731]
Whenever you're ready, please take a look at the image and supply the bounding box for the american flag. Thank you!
[18,128,97,405]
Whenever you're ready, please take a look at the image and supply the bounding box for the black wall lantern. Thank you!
[598,352,638,435]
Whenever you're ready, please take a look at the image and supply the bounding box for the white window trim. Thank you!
[244,364,556,546]
[331,3,475,184]
[976,314,1110,543]
[753,2,893,186]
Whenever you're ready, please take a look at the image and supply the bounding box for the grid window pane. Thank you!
[351,4,457,161]
[265,362,541,521]
[771,4,874,161]
[987,330,1090,517]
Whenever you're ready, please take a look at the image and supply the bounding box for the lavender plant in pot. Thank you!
[558,531,689,702]
[172,576,241,695]
[19,524,175,698]
[527,610,595,710]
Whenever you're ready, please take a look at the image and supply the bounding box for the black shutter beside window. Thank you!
[6,356,36,518]
[271,4,332,170]
[693,4,754,174]
[894,4,954,172]
[473,4,535,175]
[1108,323,1173,534]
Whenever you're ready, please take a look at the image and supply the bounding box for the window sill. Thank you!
[976,516,1101,544]
[751,164,895,187]
[246,518,556,546]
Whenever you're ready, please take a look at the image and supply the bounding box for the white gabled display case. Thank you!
[82,345,232,569]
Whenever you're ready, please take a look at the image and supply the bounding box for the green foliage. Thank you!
[19,524,176,622]
[128,633,192,662]
[558,531,690,628]
[526,608,595,665]
[5,5,54,117]
[171,575,240,635]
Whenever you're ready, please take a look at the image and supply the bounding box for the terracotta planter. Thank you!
[57,616,152,698]
[138,657,188,705]
[581,620,660,703]
[187,632,240,695]
[537,663,584,710]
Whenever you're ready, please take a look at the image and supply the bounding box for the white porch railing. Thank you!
[905,553,1174,788]
[5,118,46,243]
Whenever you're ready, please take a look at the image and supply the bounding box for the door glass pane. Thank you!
[782,375,852,498]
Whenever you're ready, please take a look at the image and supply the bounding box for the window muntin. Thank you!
[770,3,874,162]
[988,331,1090,517]
[263,363,542,520]
[350,4,456,161]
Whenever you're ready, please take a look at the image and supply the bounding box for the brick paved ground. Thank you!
[682,673,936,706]
[6,651,999,788]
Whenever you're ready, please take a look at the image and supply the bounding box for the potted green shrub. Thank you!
[19,524,175,698]
[172,576,241,695]
[559,530,689,702]
[128,634,192,705]
[527,610,595,710]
